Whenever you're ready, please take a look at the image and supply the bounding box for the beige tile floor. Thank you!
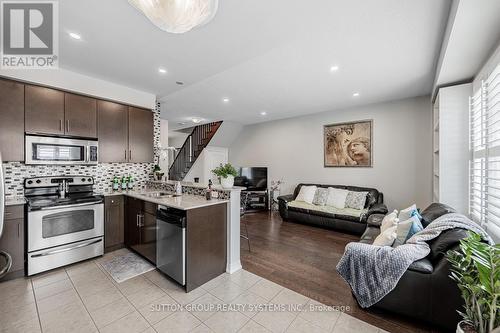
[0,248,389,333]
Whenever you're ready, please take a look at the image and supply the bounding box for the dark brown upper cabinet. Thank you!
[97,100,128,163]
[0,79,25,161]
[128,107,154,163]
[64,93,97,138]
[25,85,65,135]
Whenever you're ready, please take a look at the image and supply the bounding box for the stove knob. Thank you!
[88,178,92,182]
[36,180,41,184]
[81,178,86,182]
[27,180,33,185]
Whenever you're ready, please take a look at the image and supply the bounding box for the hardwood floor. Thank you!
[240,211,441,333]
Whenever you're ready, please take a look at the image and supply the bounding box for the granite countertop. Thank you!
[97,190,228,210]
[5,196,26,206]
[148,180,246,191]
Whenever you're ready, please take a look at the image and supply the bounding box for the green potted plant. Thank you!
[212,163,238,189]
[446,232,499,333]
[153,164,164,181]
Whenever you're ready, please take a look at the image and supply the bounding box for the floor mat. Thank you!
[100,252,155,283]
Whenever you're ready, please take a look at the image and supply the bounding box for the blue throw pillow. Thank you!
[410,209,423,221]
[405,217,424,242]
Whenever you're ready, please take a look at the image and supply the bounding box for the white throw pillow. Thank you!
[295,186,317,204]
[381,210,399,233]
[393,216,422,247]
[399,204,417,221]
[326,188,349,208]
[373,226,397,246]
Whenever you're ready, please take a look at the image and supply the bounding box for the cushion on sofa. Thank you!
[399,204,417,221]
[345,191,368,210]
[381,210,399,233]
[326,188,349,208]
[393,216,423,247]
[420,202,456,227]
[292,184,381,209]
[287,200,366,220]
[295,185,317,204]
[427,228,469,262]
[373,226,397,246]
[312,187,329,206]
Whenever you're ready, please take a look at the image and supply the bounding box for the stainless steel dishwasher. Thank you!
[156,205,186,286]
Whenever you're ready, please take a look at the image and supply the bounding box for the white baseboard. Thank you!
[226,261,242,274]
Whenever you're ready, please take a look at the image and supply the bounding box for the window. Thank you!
[470,63,500,241]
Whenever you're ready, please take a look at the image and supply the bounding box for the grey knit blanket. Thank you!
[336,213,493,308]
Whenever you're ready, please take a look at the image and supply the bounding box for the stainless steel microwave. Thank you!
[25,135,98,165]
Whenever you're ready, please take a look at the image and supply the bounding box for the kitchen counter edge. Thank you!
[98,191,229,210]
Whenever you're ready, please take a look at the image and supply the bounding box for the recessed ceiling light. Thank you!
[177,122,186,125]
[352,92,360,97]
[191,118,202,124]
[158,68,167,74]
[260,111,267,116]
[222,98,230,103]
[69,32,81,40]
[330,65,339,72]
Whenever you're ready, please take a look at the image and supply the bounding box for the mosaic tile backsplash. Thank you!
[2,102,161,199]
[3,162,155,198]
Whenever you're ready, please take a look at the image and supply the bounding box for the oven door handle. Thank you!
[30,238,102,258]
[39,201,104,210]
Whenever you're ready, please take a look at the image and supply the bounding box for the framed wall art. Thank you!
[324,120,373,167]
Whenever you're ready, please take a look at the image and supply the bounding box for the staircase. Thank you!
[168,121,223,181]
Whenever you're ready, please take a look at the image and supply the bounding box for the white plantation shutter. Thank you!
[470,63,500,241]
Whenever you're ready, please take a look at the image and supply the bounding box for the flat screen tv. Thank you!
[234,167,268,191]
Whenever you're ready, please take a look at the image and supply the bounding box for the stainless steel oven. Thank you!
[27,201,104,275]
[25,135,98,165]
[25,176,104,276]
[28,202,104,252]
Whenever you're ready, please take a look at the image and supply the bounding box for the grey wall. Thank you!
[229,96,432,210]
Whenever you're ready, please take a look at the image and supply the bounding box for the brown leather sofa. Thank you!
[277,183,387,235]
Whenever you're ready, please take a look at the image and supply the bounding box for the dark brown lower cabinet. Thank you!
[104,196,124,251]
[123,197,227,292]
[0,205,25,281]
[125,197,157,265]
[186,203,227,292]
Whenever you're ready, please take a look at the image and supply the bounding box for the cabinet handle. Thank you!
[136,214,139,227]
[125,150,127,160]
[17,223,20,237]
[66,120,70,132]
[59,119,62,131]
[129,150,132,161]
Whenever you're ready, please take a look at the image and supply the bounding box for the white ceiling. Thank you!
[433,0,500,89]
[59,0,451,130]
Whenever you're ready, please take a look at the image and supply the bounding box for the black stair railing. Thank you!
[168,121,223,181]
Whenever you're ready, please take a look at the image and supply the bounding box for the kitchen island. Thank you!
[101,190,228,292]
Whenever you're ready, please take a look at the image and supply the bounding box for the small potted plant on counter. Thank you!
[212,163,238,189]
[446,232,499,333]
[153,164,164,181]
